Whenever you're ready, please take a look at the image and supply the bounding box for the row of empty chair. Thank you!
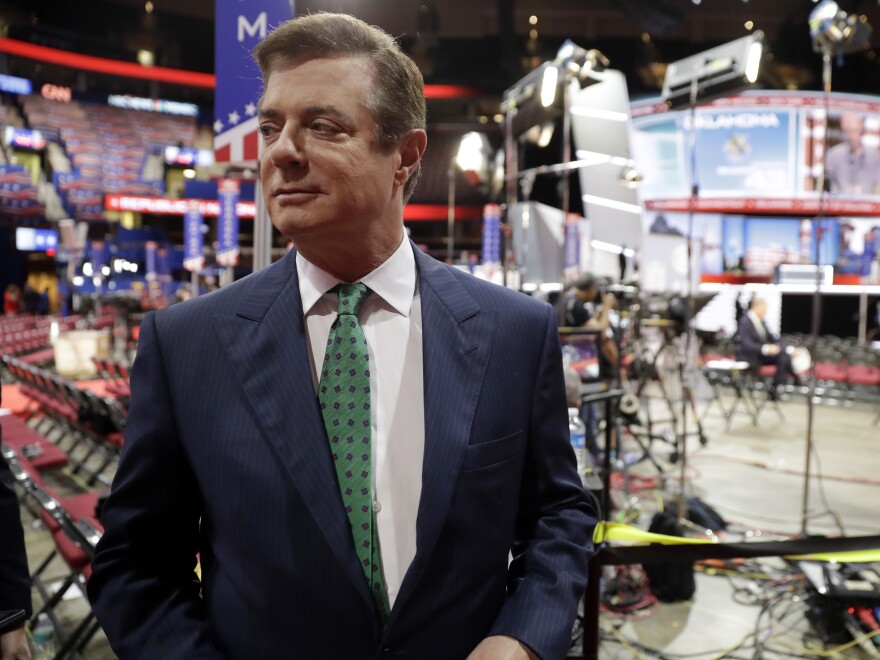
[706,333,880,399]
[0,315,81,362]
[4,356,127,487]
[91,356,131,400]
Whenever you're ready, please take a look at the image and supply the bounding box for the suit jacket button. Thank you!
[378,649,393,659]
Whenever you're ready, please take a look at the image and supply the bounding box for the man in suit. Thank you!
[736,297,792,396]
[825,112,880,196]
[1,424,32,660]
[88,13,596,660]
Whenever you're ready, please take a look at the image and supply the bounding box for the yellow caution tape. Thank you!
[594,522,714,546]
[594,522,880,563]
[786,550,880,563]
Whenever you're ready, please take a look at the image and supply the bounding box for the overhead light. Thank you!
[620,166,642,189]
[72,276,84,286]
[101,266,111,276]
[591,240,636,257]
[745,20,754,31]
[137,49,155,67]
[455,132,488,173]
[82,262,93,277]
[529,15,538,25]
[183,168,196,179]
[453,134,504,198]
[540,65,558,107]
[145,1,154,13]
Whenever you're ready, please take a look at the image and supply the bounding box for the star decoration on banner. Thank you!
[213,119,224,134]
[245,102,257,117]
[228,110,240,125]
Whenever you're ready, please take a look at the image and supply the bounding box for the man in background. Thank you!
[736,297,793,398]
[825,112,880,196]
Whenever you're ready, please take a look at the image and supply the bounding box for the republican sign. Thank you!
[183,200,205,272]
[481,204,502,265]
[216,179,240,267]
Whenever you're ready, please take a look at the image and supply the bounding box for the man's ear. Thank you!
[394,129,427,188]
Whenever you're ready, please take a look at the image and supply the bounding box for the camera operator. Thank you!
[563,272,619,372]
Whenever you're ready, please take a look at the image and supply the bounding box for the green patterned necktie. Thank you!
[318,283,390,620]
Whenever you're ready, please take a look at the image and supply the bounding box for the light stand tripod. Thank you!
[659,31,765,519]
[675,65,707,520]
[800,0,871,536]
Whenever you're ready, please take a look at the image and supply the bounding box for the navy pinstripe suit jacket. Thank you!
[88,243,596,660]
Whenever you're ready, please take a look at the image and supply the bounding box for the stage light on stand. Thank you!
[660,33,768,523]
[809,0,872,55]
[799,0,871,538]
[661,31,765,109]
[557,39,609,90]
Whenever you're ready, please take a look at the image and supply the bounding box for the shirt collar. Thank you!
[747,310,764,329]
[296,236,416,317]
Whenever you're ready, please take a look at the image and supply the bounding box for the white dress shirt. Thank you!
[747,311,766,341]
[297,237,424,607]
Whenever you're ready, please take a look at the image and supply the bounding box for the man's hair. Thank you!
[572,272,597,292]
[253,13,427,202]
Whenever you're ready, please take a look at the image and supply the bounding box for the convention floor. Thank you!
[13,390,880,659]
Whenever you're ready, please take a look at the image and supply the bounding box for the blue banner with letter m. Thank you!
[214,0,294,163]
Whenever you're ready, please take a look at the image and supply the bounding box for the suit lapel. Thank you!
[211,250,374,612]
[391,245,498,618]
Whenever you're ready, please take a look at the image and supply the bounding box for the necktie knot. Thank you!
[334,283,370,317]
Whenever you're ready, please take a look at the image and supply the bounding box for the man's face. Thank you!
[753,301,767,319]
[258,56,404,244]
[576,286,597,302]
[841,114,864,149]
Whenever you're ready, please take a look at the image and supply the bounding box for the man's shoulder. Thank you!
[427,260,552,320]
[153,257,293,331]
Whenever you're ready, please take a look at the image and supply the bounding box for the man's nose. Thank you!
[269,126,307,168]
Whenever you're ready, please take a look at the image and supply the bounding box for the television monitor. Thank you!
[15,227,58,252]
[558,327,602,382]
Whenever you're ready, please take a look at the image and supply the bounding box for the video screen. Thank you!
[559,328,601,382]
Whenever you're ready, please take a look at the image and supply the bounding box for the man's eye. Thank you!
[259,125,275,137]
[311,121,338,134]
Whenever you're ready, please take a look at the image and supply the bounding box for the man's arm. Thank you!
[737,316,765,361]
[487,305,598,660]
[87,313,226,659]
